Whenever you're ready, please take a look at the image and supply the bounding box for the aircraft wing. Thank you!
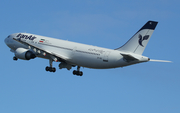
[13,38,69,62]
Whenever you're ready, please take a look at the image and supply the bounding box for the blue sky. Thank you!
[0,0,180,113]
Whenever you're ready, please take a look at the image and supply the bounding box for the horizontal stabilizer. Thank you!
[121,53,150,63]
[121,53,138,62]
[150,59,172,63]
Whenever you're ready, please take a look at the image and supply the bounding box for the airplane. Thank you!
[4,21,171,76]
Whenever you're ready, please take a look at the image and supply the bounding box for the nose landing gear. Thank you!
[13,56,18,61]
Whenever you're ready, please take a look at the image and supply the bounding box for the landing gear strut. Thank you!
[73,66,83,76]
[45,59,56,72]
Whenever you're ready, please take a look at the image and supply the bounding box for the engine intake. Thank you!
[15,48,36,60]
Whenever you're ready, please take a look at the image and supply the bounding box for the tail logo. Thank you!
[138,34,149,47]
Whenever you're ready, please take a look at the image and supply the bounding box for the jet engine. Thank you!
[15,48,36,60]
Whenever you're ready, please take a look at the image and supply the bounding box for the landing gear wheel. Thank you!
[46,66,50,71]
[73,70,76,75]
[13,57,18,61]
[52,67,56,72]
[80,71,83,76]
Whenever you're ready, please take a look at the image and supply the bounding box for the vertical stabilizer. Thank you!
[116,21,158,55]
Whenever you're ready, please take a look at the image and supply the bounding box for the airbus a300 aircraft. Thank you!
[4,21,171,76]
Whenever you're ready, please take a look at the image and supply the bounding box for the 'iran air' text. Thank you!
[16,33,37,40]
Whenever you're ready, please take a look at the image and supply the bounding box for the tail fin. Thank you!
[116,21,158,55]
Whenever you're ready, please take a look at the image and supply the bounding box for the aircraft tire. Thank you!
[80,71,83,76]
[52,67,56,72]
[13,57,18,61]
[73,71,75,75]
[46,66,49,71]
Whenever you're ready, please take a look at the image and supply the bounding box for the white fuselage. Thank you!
[5,33,148,69]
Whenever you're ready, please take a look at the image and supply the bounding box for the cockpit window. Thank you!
[7,35,10,38]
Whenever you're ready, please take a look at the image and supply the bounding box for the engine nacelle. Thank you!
[15,48,36,60]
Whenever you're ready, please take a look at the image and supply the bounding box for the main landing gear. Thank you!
[73,66,83,76]
[44,59,83,76]
[45,59,56,73]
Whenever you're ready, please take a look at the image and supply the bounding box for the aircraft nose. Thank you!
[4,37,8,45]
[5,34,19,50]
[4,35,10,45]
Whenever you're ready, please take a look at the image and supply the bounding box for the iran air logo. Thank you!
[138,34,149,47]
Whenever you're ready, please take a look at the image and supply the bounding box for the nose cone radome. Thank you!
[4,38,7,44]
[4,35,14,49]
[4,35,10,45]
